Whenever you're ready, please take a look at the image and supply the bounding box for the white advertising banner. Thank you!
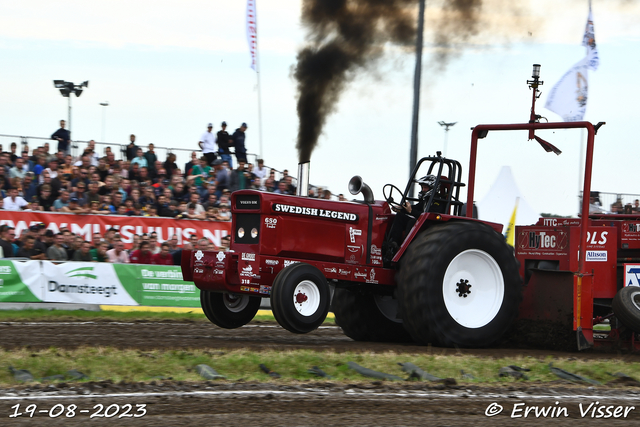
[40,262,139,305]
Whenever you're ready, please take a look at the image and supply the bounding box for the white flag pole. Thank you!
[255,14,264,160]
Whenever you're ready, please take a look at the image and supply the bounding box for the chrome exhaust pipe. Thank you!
[296,161,310,197]
[348,175,374,204]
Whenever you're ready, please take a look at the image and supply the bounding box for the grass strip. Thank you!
[0,309,334,324]
[1,347,639,387]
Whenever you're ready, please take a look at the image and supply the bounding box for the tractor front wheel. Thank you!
[398,221,522,347]
[200,290,261,329]
[612,286,640,332]
[333,288,412,342]
[271,263,330,334]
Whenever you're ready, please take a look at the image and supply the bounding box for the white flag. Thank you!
[583,7,600,71]
[545,57,589,122]
[246,0,257,71]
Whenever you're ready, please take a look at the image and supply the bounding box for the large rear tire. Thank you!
[333,288,412,342]
[397,221,522,347]
[200,290,261,329]
[612,286,640,332]
[271,263,330,334]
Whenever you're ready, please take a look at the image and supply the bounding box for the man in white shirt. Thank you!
[3,188,28,211]
[199,123,217,166]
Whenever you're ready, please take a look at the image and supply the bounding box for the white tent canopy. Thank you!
[477,166,540,232]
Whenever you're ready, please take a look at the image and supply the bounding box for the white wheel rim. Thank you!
[442,249,504,329]
[629,288,640,311]
[293,280,321,317]
[223,293,249,313]
[374,295,402,324]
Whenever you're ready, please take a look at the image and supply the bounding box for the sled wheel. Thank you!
[333,287,412,342]
[200,290,261,329]
[271,263,330,334]
[613,286,640,332]
[397,221,522,347]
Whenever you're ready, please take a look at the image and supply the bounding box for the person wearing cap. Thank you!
[199,123,217,166]
[232,123,248,164]
[61,197,87,214]
[217,121,233,168]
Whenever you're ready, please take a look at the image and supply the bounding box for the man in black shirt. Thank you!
[51,120,71,154]
[16,236,46,260]
[217,122,233,167]
[0,226,14,258]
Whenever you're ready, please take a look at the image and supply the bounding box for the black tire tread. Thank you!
[200,290,261,329]
[397,221,522,348]
[332,288,412,343]
[613,286,640,332]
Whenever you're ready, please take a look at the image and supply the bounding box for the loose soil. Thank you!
[2,319,640,426]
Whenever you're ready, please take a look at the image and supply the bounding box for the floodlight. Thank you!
[532,64,541,78]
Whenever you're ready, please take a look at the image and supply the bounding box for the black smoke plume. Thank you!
[294,0,496,163]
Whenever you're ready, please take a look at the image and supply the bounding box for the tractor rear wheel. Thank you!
[200,290,261,329]
[271,263,330,334]
[398,221,522,347]
[333,288,412,342]
[612,286,640,332]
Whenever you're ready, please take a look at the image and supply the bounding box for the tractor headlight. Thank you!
[251,228,258,239]
[238,227,245,239]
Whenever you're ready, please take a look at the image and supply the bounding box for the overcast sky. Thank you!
[0,0,639,220]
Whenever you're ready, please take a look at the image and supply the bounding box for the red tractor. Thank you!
[182,64,638,350]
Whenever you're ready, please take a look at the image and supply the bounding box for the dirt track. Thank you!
[2,320,640,426]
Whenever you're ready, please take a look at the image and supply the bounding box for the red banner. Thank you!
[0,211,231,249]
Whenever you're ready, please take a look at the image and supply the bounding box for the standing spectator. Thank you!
[163,153,178,178]
[72,241,93,261]
[144,144,158,177]
[46,233,68,261]
[229,161,251,192]
[107,240,130,263]
[129,241,153,264]
[131,148,148,169]
[217,121,233,168]
[232,123,248,163]
[199,123,217,166]
[8,142,18,164]
[4,188,27,211]
[152,243,173,265]
[184,152,197,176]
[254,158,267,182]
[126,134,139,161]
[51,120,71,154]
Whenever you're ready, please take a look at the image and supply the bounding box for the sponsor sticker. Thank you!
[265,217,277,229]
[216,252,226,262]
[624,264,640,286]
[195,250,204,261]
[370,245,382,256]
[259,285,272,295]
[240,265,254,277]
[586,250,607,262]
[242,253,256,261]
[349,227,362,243]
[284,260,300,267]
[265,259,279,266]
[324,267,337,274]
[240,286,259,293]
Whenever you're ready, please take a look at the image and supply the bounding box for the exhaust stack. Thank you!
[348,175,374,204]
[296,161,310,197]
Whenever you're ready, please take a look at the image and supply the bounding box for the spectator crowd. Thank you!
[0,121,341,262]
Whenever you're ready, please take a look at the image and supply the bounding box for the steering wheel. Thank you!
[382,184,405,211]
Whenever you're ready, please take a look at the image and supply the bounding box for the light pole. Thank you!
[100,101,109,142]
[53,80,89,148]
[438,121,457,156]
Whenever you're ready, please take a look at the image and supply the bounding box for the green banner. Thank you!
[0,260,41,302]
[114,264,200,307]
